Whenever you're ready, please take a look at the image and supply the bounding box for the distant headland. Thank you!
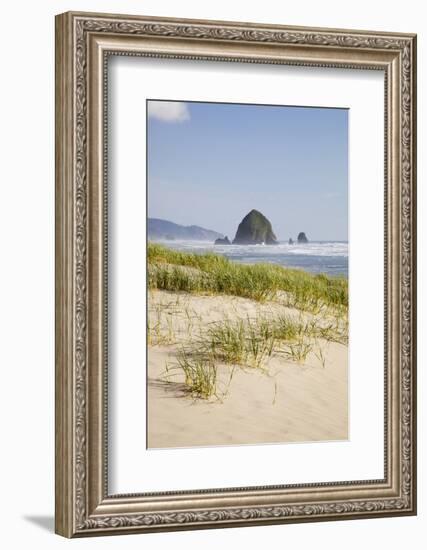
[148,218,223,241]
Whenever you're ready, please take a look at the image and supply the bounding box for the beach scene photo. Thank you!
[147,99,349,449]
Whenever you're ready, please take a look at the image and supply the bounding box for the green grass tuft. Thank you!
[166,350,218,400]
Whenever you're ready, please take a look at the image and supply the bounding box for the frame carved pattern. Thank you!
[56,12,416,537]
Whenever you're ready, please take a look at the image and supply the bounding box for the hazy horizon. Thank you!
[147,100,348,241]
[147,214,348,243]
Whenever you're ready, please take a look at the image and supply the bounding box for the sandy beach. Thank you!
[147,289,348,449]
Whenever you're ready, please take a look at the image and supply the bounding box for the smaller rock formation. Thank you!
[297,232,308,243]
[288,238,294,245]
[214,236,231,245]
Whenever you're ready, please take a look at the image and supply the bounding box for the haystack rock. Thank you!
[232,210,278,245]
[297,232,308,243]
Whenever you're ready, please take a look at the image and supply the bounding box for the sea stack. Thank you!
[297,232,308,243]
[214,236,231,245]
[233,209,278,245]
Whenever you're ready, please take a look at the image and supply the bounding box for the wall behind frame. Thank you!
[0,0,423,549]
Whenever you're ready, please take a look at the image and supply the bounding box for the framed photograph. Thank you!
[55,11,417,537]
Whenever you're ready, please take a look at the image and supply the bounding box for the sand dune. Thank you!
[147,290,348,449]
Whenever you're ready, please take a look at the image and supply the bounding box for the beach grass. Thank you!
[163,349,237,400]
[172,351,218,400]
[148,243,348,400]
[157,311,347,399]
[204,318,275,369]
[148,243,348,312]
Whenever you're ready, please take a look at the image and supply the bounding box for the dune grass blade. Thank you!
[203,318,275,370]
[172,351,218,399]
[205,320,247,364]
[279,340,312,364]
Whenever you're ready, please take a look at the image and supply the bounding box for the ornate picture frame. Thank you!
[55,11,417,537]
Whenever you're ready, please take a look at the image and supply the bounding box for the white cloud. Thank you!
[148,101,190,123]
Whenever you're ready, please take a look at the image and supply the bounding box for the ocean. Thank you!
[152,240,348,278]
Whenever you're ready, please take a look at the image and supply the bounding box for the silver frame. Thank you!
[55,11,417,537]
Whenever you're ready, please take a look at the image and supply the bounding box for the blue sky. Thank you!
[147,100,348,241]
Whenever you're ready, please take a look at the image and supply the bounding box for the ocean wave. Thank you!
[154,240,348,258]
[150,239,348,277]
